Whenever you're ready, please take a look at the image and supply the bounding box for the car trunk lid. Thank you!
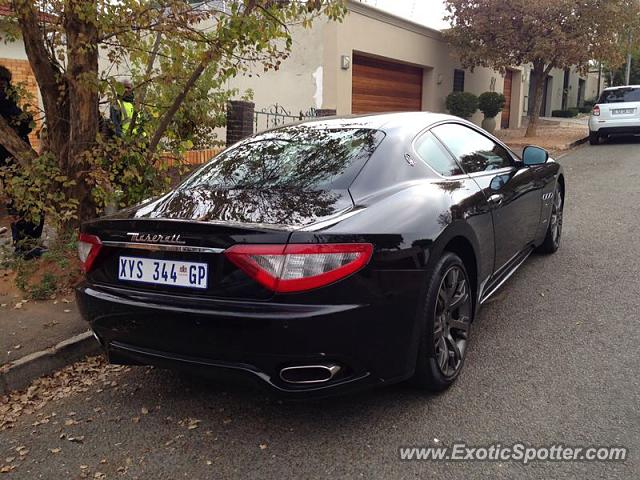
[82,187,354,300]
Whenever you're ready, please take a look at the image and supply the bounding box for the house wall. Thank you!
[586,70,605,102]
[223,1,522,130]
[0,36,41,148]
[324,2,518,129]
[0,36,27,60]
[228,21,327,119]
[521,65,589,117]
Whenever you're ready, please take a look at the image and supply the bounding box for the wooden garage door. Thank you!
[501,70,513,129]
[352,54,423,114]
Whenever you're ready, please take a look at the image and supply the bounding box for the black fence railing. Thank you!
[254,104,317,132]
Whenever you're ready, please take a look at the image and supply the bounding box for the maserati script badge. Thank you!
[127,232,186,245]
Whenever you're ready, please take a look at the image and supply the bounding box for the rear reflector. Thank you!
[78,233,103,272]
[224,243,373,293]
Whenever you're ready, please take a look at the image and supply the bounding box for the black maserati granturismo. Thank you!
[76,112,565,396]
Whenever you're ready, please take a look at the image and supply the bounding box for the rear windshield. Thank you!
[180,127,385,191]
[598,87,640,104]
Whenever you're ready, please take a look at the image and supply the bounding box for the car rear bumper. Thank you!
[589,117,640,134]
[76,282,421,397]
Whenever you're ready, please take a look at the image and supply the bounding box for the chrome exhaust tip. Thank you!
[280,364,342,384]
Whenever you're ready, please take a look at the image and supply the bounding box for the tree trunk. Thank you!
[0,116,37,167]
[65,0,100,224]
[525,61,553,138]
[13,0,70,162]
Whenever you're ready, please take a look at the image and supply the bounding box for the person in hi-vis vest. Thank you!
[110,80,136,137]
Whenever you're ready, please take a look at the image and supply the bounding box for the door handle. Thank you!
[487,193,504,207]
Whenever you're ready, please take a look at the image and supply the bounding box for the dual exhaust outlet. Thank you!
[280,363,342,384]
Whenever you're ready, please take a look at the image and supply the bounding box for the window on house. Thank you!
[453,69,465,93]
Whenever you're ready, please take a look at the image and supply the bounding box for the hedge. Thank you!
[551,108,580,118]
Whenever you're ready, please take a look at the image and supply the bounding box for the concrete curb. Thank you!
[566,136,590,149]
[0,331,100,395]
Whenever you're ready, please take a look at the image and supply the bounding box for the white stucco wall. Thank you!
[0,36,27,60]
[227,21,327,125]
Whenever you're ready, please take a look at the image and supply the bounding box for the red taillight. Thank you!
[78,233,103,272]
[224,243,374,293]
[592,105,600,116]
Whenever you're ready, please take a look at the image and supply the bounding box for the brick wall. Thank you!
[162,147,223,168]
[226,100,255,146]
[0,57,40,150]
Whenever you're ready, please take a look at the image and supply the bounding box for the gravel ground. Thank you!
[1,137,639,479]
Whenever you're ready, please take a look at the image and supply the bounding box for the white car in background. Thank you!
[589,85,640,145]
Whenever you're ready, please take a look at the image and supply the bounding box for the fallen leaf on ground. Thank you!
[182,418,201,430]
[259,444,268,450]
[0,356,125,432]
[50,448,61,454]
[141,407,149,415]
[16,446,28,456]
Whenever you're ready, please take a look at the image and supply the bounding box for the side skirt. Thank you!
[479,247,533,305]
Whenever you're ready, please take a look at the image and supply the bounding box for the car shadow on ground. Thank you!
[599,134,640,145]
[114,250,555,424]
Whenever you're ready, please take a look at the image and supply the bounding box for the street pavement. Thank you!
[1,136,639,479]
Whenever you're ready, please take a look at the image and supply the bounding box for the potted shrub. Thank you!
[446,92,479,120]
[478,92,506,134]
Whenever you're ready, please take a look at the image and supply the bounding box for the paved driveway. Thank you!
[1,137,639,479]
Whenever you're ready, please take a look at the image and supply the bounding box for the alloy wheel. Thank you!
[550,187,564,248]
[433,265,472,377]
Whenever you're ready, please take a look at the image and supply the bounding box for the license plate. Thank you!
[118,256,208,289]
[612,108,636,115]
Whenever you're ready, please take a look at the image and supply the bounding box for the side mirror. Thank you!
[522,145,549,166]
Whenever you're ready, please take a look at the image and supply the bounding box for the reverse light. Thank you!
[78,233,103,272]
[224,243,374,293]
[592,105,600,116]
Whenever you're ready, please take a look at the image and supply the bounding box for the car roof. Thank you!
[295,111,456,136]
[602,85,640,91]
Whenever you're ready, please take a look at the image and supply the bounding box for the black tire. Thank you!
[536,183,564,254]
[589,131,600,145]
[412,252,473,392]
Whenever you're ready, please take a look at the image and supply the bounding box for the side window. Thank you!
[431,123,513,174]
[414,132,463,177]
